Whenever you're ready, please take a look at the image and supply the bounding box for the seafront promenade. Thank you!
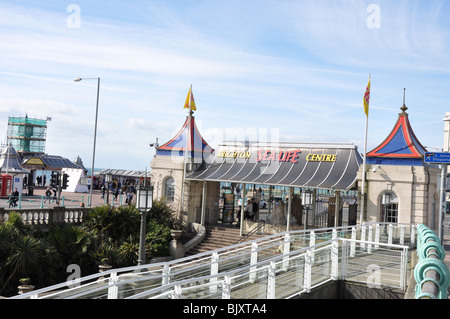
[0,186,131,209]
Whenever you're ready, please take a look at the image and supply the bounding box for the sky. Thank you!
[0,0,449,171]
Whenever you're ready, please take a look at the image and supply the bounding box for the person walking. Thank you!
[8,188,19,208]
[245,199,252,219]
[251,198,258,220]
[44,187,52,203]
[101,184,106,199]
[126,191,133,206]
[113,187,119,201]
[8,190,15,208]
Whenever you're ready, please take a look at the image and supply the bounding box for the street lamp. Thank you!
[136,180,154,266]
[381,192,392,237]
[302,189,313,231]
[74,77,100,207]
[105,173,112,205]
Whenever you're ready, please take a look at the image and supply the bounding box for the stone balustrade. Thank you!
[0,206,89,226]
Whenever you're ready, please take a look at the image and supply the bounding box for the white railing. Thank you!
[10,222,415,299]
[127,238,409,299]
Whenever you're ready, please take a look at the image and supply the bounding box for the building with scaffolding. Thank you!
[1,115,87,196]
[6,115,48,156]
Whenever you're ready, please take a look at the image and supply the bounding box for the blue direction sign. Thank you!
[424,152,450,164]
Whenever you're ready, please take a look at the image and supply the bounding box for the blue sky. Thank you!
[0,0,449,170]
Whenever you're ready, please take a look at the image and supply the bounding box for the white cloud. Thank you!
[0,1,448,169]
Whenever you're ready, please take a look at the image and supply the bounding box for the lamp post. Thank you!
[136,179,153,266]
[381,192,392,237]
[74,77,100,207]
[302,189,313,231]
[105,173,112,205]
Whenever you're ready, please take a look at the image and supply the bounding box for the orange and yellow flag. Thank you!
[184,85,197,111]
[363,78,370,117]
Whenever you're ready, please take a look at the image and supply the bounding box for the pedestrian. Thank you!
[251,198,258,220]
[44,187,52,203]
[127,191,133,206]
[113,187,119,201]
[245,199,252,219]
[8,191,15,208]
[8,188,19,208]
[101,184,106,199]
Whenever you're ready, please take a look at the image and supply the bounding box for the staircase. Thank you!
[185,226,262,256]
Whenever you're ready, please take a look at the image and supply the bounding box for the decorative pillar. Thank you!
[169,229,185,259]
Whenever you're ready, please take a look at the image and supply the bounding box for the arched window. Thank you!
[380,191,399,223]
[165,177,175,202]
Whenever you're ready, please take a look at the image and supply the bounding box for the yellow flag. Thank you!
[183,86,197,111]
[363,78,370,117]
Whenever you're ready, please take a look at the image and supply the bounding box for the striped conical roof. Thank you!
[156,115,214,159]
[367,104,428,165]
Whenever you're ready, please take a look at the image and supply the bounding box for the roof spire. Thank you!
[400,88,408,113]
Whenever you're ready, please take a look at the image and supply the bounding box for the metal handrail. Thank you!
[10,222,416,299]
[127,237,409,299]
[233,220,266,245]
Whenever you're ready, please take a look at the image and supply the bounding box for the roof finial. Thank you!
[400,88,408,113]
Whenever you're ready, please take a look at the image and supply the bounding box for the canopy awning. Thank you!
[186,142,363,191]
[22,155,82,171]
[96,168,147,178]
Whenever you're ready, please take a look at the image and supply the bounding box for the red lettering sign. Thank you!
[256,149,301,163]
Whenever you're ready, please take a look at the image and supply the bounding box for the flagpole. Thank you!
[360,74,370,225]
[181,85,192,215]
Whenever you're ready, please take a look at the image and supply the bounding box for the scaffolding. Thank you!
[6,116,47,155]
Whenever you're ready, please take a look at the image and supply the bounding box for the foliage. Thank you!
[149,198,182,230]
[90,239,123,268]
[0,213,51,296]
[82,205,141,244]
[0,201,181,297]
[146,220,171,258]
[119,235,140,266]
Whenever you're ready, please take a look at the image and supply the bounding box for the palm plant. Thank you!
[45,223,95,269]
[119,235,140,265]
[83,205,140,244]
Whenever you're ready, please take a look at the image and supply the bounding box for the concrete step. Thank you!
[185,226,262,256]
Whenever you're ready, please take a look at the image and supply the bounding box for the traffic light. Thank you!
[50,172,59,187]
[62,173,69,189]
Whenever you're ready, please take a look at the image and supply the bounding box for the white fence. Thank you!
[10,222,414,299]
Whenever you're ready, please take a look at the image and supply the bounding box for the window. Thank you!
[380,191,398,223]
[165,177,175,202]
